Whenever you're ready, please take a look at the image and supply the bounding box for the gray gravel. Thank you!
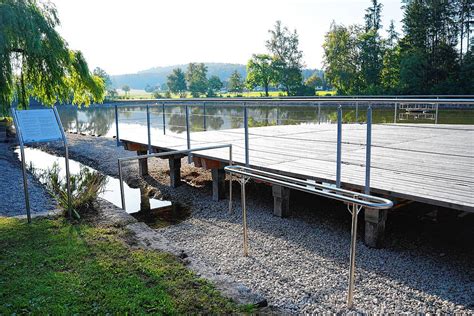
[0,142,57,216]
[30,133,474,313]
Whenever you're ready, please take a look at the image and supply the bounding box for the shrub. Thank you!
[32,163,107,219]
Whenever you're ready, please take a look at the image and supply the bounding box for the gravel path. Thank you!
[0,142,57,217]
[34,133,474,313]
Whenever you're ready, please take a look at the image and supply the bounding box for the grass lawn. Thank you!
[0,217,251,314]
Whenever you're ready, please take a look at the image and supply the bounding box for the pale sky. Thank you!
[54,0,404,75]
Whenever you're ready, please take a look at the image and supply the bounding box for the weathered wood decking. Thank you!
[120,123,474,212]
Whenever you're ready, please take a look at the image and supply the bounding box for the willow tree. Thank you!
[0,0,105,116]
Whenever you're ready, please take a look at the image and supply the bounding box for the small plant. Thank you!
[32,163,107,219]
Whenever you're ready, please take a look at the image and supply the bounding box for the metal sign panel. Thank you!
[15,109,63,144]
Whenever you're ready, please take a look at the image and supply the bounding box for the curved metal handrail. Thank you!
[225,165,393,210]
[225,164,393,309]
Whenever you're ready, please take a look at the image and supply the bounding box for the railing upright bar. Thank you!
[318,102,321,124]
[162,102,166,135]
[203,101,207,131]
[114,104,120,146]
[365,105,372,195]
[241,178,249,256]
[394,102,398,123]
[75,108,79,134]
[347,203,359,308]
[435,103,439,124]
[146,104,152,154]
[185,105,191,163]
[336,105,342,188]
[244,103,249,166]
[118,160,125,211]
[355,101,359,123]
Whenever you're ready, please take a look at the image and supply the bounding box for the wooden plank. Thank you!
[120,123,474,212]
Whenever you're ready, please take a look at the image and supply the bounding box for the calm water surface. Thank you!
[56,103,474,138]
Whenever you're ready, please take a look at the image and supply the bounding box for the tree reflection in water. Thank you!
[56,103,469,139]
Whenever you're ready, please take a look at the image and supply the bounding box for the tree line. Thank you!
[158,21,323,98]
[323,0,473,95]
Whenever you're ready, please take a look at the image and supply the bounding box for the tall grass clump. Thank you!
[32,163,107,219]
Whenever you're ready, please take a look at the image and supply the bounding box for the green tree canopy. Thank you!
[0,0,105,115]
[305,74,323,89]
[265,21,304,95]
[227,70,244,94]
[186,63,208,97]
[207,75,223,97]
[121,85,130,97]
[246,54,276,96]
[167,68,187,98]
[323,23,361,95]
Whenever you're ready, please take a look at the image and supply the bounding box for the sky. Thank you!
[54,0,405,75]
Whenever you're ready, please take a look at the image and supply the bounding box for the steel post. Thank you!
[53,107,72,219]
[12,109,31,223]
[336,106,342,188]
[318,102,321,124]
[244,104,249,166]
[203,102,207,131]
[185,105,191,163]
[347,203,359,308]
[64,145,72,219]
[115,104,120,146]
[365,106,372,195]
[19,144,31,223]
[394,103,398,124]
[75,108,79,133]
[229,145,233,214]
[118,160,126,211]
[355,102,359,123]
[241,177,249,256]
[435,103,439,124]
[146,105,152,154]
[162,102,166,135]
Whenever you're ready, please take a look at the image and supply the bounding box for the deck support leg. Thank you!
[272,185,290,218]
[364,208,388,248]
[169,157,182,188]
[137,150,148,176]
[211,168,226,201]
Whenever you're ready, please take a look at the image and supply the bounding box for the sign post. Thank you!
[11,107,72,222]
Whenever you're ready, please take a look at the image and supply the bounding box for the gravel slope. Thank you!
[0,142,57,216]
[31,133,474,313]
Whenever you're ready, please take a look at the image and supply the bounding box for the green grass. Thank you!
[115,89,336,100]
[0,217,252,314]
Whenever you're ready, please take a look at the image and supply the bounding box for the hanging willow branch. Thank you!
[0,0,105,115]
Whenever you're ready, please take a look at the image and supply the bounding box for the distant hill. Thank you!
[111,63,323,90]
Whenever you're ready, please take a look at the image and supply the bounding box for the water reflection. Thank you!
[56,103,474,138]
[16,147,171,213]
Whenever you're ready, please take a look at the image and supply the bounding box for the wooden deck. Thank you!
[120,123,474,212]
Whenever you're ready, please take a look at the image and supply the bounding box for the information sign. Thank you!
[15,109,63,143]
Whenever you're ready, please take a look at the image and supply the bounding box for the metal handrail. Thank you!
[226,166,392,209]
[225,164,393,309]
[117,144,233,212]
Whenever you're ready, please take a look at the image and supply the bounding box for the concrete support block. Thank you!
[211,168,226,201]
[364,208,388,248]
[169,157,182,188]
[137,150,148,176]
[272,185,291,217]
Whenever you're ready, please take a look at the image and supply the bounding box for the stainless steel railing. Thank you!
[225,165,393,309]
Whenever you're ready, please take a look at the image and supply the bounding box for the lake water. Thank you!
[16,147,171,213]
[56,103,474,138]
